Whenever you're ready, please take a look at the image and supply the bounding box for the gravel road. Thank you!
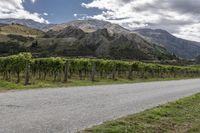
[0,79,200,133]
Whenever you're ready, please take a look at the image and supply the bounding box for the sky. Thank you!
[0,0,200,42]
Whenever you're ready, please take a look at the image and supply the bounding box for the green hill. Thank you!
[0,24,44,37]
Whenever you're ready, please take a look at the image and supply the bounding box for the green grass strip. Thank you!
[82,93,200,133]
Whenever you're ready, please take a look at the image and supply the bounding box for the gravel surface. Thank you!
[0,79,200,133]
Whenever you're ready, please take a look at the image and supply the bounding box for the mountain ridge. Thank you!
[0,18,50,29]
[44,19,130,34]
[40,26,174,60]
[0,23,175,60]
[0,18,199,60]
[134,28,200,59]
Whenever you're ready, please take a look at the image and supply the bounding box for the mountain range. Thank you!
[0,18,50,29]
[45,19,130,34]
[0,18,200,62]
[134,29,200,59]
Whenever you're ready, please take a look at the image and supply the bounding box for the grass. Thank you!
[0,77,199,92]
[82,93,200,133]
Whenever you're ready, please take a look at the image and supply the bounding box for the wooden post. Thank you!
[91,62,96,82]
[17,71,20,83]
[24,61,30,85]
[63,61,69,82]
[128,68,133,80]
[112,66,116,80]
[79,70,83,80]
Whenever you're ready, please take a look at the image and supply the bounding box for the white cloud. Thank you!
[73,14,77,17]
[0,0,48,23]
[31,0,36,3]
[82,0,200,42]
[43,12,48,16]
[173,23,200,42]
[73,13,88,20]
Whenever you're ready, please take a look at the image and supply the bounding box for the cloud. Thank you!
[82,0,200,42]
[73,13,88,20]
[74,13,78,17]
[31,0,36,3]
[173,23,200,42]
[0,0,48,23]
[43,12,48,16]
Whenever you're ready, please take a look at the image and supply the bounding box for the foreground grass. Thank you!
[0,77,199,92]
[0,77,198,92]
[82,93,200,133]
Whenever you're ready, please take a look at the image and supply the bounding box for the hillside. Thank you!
[0,18,49,29]
[134,29,200,59]
[196,55,200,63]
[0,19,199,60]
[0,24,45,55]
[37,26,174,60]
[0,23,175,60]
[0,24,44,37]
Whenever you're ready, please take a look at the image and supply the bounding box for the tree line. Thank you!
[0,53,199,85]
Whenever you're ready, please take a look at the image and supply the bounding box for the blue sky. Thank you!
[24,0,101,24]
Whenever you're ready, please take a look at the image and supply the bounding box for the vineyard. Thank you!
[0,53,200,86]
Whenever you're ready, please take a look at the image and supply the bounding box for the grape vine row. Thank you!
[0,53,199,85]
